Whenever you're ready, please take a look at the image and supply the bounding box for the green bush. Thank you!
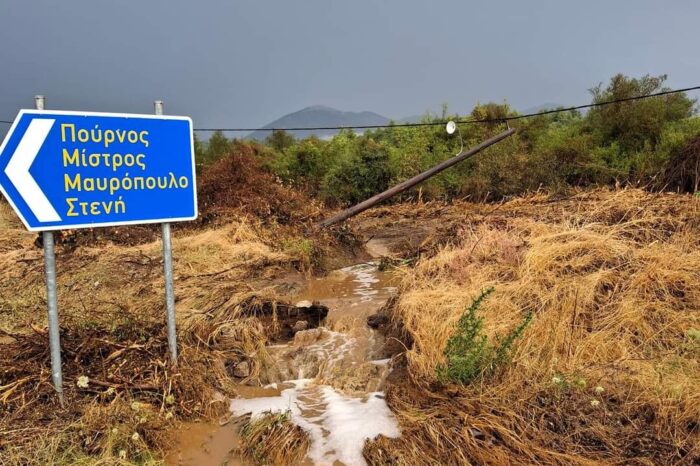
[586,74,696,154]
[271,138,326,188]
[266,129,295,151]
[193,133,206,169]
[436,288,532,385]
[320,136,391,204]
[263,73,700,204]
[528,119,604,186]
[202,130,232,164]
[648,118,700,189]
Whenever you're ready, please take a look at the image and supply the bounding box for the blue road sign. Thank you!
[0,110,197,231]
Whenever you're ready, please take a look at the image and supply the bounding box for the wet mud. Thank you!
[169,260,400,466]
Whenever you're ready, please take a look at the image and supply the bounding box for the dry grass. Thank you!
[0,147,357,465]
[0,208,314,464]
[365,189,700,465]
[239,411,310,466]
[3,181,698,465]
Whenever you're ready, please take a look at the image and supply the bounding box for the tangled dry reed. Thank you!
[239,411,310,465]
[365,189,700,465]
[0,214,310,465]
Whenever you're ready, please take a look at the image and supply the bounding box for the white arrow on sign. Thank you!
[4,118,61,222]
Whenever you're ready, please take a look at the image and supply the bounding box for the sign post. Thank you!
[0,99,197,399]
[155,100,178,365]
[34,96,65,406]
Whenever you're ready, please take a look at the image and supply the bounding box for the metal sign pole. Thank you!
[36,95,64,405]
[155,100,178,364]
[1,100,195,383]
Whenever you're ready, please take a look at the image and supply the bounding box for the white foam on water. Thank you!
[370,358,391,366]
[230,262,401,465]
[317,388,400,466]
[230,381,400,466]
[230,379,311,418]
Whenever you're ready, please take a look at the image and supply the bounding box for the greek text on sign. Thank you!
[0,110,197,231]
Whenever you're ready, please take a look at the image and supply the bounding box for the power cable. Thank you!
[192,85,700,132]
[0,85,698,131]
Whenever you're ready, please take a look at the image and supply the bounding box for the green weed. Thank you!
[436,287,533,385]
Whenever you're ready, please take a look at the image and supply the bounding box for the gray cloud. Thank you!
[1,0,699,137]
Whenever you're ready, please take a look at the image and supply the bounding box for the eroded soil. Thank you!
[169,257,400,466]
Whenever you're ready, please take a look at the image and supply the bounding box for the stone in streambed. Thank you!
[292,320,309,333]
[233,361,251,378]
[293,328,327,346]
[367,313,390,329]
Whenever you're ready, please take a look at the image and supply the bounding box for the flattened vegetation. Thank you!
[363,189,700,465]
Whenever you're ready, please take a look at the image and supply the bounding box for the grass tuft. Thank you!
[239,411,310,466]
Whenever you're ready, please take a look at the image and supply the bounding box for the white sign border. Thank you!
[0,109,199,232]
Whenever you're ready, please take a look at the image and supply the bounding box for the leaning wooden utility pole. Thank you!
[316,127,515,228]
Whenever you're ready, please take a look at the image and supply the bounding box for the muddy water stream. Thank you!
[168,262,399,466]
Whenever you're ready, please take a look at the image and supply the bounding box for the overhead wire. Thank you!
[190,85,700,132]
[0,85,698,131]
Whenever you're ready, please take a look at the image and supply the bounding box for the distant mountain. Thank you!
[247,105,390,140]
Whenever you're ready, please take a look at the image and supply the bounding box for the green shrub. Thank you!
[264,73,700,204]
[272,138,326,188]
[528,120,605,186]
[202,130,232,164]
[320,136,392,204]
[586,73,696,154]
[436,287,533,385]
[266,129,295,151]
[193,133,206,170]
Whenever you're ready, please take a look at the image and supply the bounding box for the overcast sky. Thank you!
[1,0,699,135]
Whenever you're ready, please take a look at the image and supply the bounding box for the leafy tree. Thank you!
[471,102,516,133]
[586,74,696,153]
[205,130,232,163]
[273,138,325,189]
[321,137,391,204]
[193,132,206,168]
[266,129,295,151]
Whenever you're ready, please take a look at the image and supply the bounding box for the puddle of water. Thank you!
[295,262,397,328]
[165,421,249,466]
[170,262,400,466]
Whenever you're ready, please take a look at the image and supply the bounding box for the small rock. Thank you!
[367,313,389,329]
[326,270,349,281]
[292,320,309,333]
[293,328,325,347]
[233,361,251,378]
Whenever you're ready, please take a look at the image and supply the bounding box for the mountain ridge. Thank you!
[247,102,568,141]
[247,106,390,140]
